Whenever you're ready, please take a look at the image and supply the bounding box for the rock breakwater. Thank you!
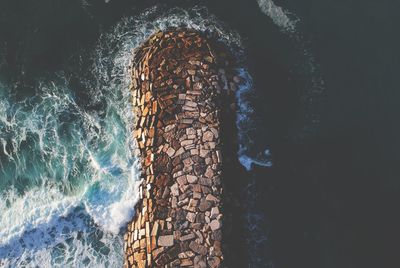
[124,29,242,268]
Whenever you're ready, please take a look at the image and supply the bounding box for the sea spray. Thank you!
[257,0,299,33]
[0,6,267,266]
[0,71,140,266]
[235,68,273,171]
[92,5,269,170]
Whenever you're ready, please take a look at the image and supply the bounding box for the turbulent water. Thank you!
[0,6,258,267]
[0,3,321,267]
[0,59,140,266]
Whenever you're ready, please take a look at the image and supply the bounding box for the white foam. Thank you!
[0,67,140,266]
[92,5,270,171]
[0,186,77,245]
[239,151,273,171]
[257,0,298,33]
[83,157,142,234]
[235,68,273,170]
[0,5,275,266]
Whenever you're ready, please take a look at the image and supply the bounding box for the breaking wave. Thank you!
[0,72,140,266]
[0,2,323,265]
[0,5,269,266]
[94,5,270,170]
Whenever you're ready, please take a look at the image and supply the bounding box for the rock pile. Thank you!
[124,29,240,268]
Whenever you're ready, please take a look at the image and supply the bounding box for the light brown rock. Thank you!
[209,219,221,231]
[158,235,174,247]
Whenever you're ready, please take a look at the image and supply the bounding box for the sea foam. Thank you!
[257,0,299,33]
[0,74,140,266]
[0,5,269,267]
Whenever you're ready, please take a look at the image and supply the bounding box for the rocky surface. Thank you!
[124,29,242,267]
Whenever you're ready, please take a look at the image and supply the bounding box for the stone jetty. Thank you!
[124,29,243,268]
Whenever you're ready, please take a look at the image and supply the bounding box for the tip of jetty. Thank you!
[124,28,244,268]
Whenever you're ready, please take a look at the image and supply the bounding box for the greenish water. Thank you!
[0,5,276,267]
[1,0,397,267]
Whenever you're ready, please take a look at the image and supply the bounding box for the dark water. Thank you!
[0,0,399,267]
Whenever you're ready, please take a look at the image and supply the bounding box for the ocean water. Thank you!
[0,60,140,266]
[0,1,324,267]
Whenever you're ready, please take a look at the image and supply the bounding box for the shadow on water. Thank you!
[220,80,249,267]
